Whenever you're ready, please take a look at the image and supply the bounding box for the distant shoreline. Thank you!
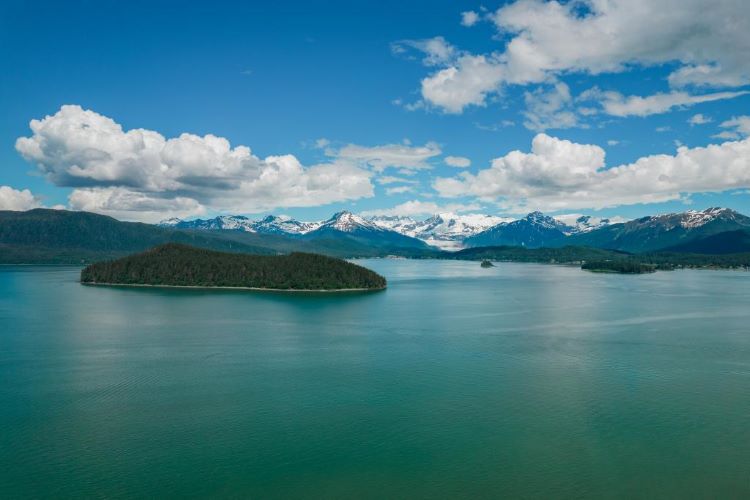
[80,281,385,293]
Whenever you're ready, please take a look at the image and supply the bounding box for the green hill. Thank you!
[81,243,386,291]
[0,209,439,263]
[0,209,276,264]
[660,230,750,254]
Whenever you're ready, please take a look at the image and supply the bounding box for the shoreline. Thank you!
[80,281,385,293]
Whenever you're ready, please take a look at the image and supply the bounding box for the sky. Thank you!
[1,0,749,223]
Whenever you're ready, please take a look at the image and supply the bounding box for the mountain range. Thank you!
[1,206,749,265]
[161,207,750,254]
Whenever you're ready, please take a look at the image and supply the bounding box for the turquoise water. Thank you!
[1,260,749,498]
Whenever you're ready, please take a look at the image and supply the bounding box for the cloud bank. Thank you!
[16,105,379,221]
[0,186,43,211]
[434,133,750,211]
[407,0,750,117]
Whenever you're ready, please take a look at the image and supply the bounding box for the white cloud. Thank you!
[715,115,750,139]
[689,113,712,125]
[332,141,441,172]
[581,89,749,117]
[377,176,419,185]
[408,0,750,113]
[434,133,750,211]
[385,185,414,196]
[461,11,480,27]
[68,188,206,223]
[444,155,471,168]
[523,82,579,131]
[421,55,505,113]
[16,105,375,222]
[0,186,43,211]
[391,37,458,67]
[607,140,619,146]
[361,199,482,217]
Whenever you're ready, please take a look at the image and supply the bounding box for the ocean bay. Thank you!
[1,260,749,498]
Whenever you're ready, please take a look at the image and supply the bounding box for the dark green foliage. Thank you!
[451,245,626,263]
[0,209,440,263]
[0,209,275,264]
[581,260,656,274]
[81,243,387,290]
[480,260,494,268]
[569,210,750,252]
[447,244,750,270]
[660,230,750,254]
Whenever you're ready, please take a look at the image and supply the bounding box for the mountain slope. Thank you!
[162,214,321,235]
[570,207,750,252]
[371,212,510,250]
[0,209,277,264]
[660,229,750,254]
[303,211,429,249]
[465,212,572,248]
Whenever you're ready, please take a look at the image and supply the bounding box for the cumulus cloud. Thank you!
[0,186,44,211]
[689,114,712,126]
[391,37,458,67]
[444,156,471,168]
[434,133,750,211]
[714,116,750,139]
[460,11,480,27]
[15,105,377,222]
[361,199,482,217]
[523,82,579,130]
[408,0,750,113]
[421,55,505,113]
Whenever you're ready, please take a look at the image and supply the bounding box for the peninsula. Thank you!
[80,243,387,291]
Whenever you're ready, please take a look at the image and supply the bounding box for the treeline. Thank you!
[581,260,656,274]
[81,243,387,290]
[446,245,750,270]
[449,245,628,263]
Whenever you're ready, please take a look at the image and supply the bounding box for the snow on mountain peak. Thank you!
[680,207,735,228]
[324,211,379,232]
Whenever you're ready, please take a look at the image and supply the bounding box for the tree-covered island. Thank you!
[581,260,656,274]
[80,243,387,291]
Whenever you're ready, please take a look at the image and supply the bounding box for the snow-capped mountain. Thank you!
[251,215,321,235]
[319,211,381,232]
[163,215,256,232]
[554,215,613,235]
[303,211,428,249]
[159,207,747,253]
[370,212,511,250]
[570,207,750,252]
[465,211,573,248]
[160,214,321,235]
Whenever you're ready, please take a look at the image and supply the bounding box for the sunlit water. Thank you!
[1,260,749,498]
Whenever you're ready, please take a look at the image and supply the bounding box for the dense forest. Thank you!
[449,245,750,270]
[81,244,387,290]
[581,260,656,274]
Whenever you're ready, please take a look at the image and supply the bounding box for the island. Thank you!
[80,243,387,291]
[581,260,656,274]
[480,260,495,268]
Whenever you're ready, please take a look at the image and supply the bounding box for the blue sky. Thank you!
[1,0,749,222]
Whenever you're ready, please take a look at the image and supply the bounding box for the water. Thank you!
[1,260,749,498]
